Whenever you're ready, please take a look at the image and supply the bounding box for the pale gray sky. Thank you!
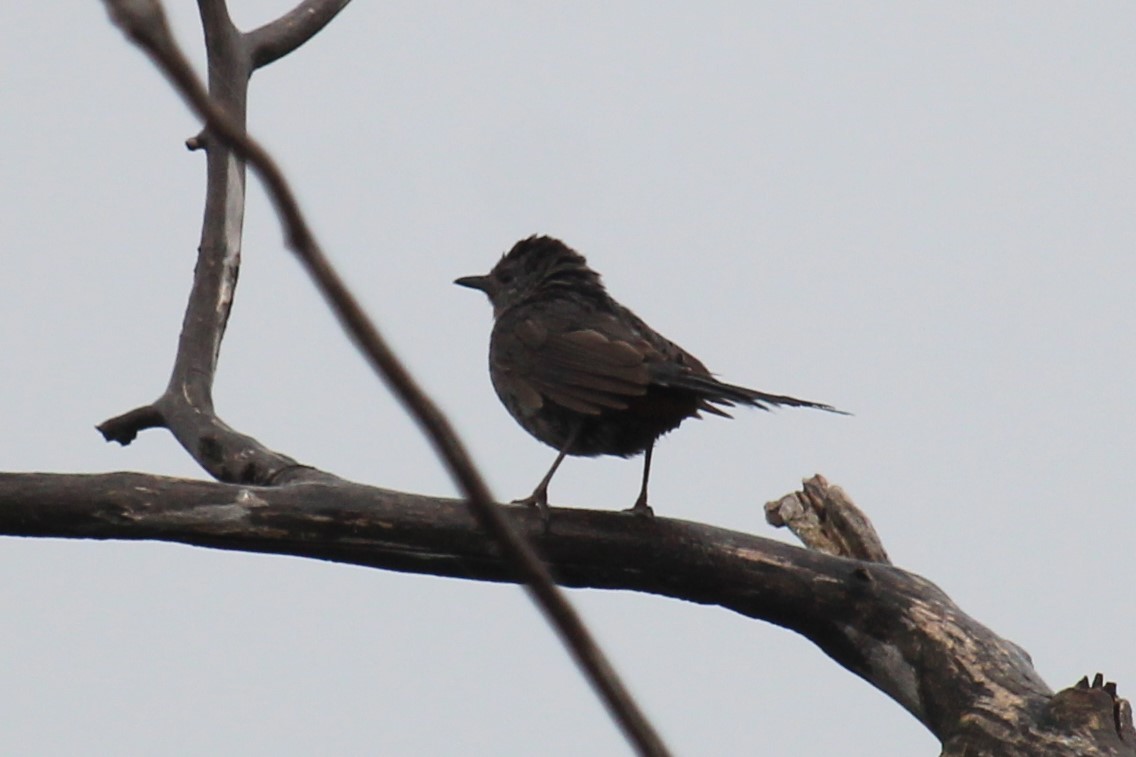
[3,3,1134,755]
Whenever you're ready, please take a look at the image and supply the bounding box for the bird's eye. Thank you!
[497,270,515,285]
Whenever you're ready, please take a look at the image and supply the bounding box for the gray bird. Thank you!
[456,235,844,516]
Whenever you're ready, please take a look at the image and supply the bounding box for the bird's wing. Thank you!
[494,315,654,416]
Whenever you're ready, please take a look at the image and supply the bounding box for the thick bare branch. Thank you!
[246,0,353,69]
[2,472,1131,755]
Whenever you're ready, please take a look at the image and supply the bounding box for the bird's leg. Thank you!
[515,447,567,516]
[513,425,580,516]
[627,441,656,518]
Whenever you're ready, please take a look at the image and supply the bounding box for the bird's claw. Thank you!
[624,498,655,519]
[512,489,551,522]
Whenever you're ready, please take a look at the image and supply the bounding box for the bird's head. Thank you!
[455,235,605,316]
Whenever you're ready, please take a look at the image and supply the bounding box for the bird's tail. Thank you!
[656,370,849,416]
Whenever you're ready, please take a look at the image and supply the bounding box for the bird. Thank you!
[455,235,845,516]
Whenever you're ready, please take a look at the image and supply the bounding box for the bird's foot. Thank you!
[624,496,655,519]
[512,487,551,522]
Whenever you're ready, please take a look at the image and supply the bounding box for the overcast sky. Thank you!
[3,2,1134,755]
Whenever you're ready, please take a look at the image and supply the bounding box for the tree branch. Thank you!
[2,472,1131,754]
[246,0,353,69]
[99,0,276,484]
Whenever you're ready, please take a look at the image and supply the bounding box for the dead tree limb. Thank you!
[1,472,1131,755]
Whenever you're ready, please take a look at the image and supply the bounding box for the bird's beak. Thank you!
[454,274,494,294]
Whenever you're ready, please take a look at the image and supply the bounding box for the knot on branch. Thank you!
[186,131,210,150]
